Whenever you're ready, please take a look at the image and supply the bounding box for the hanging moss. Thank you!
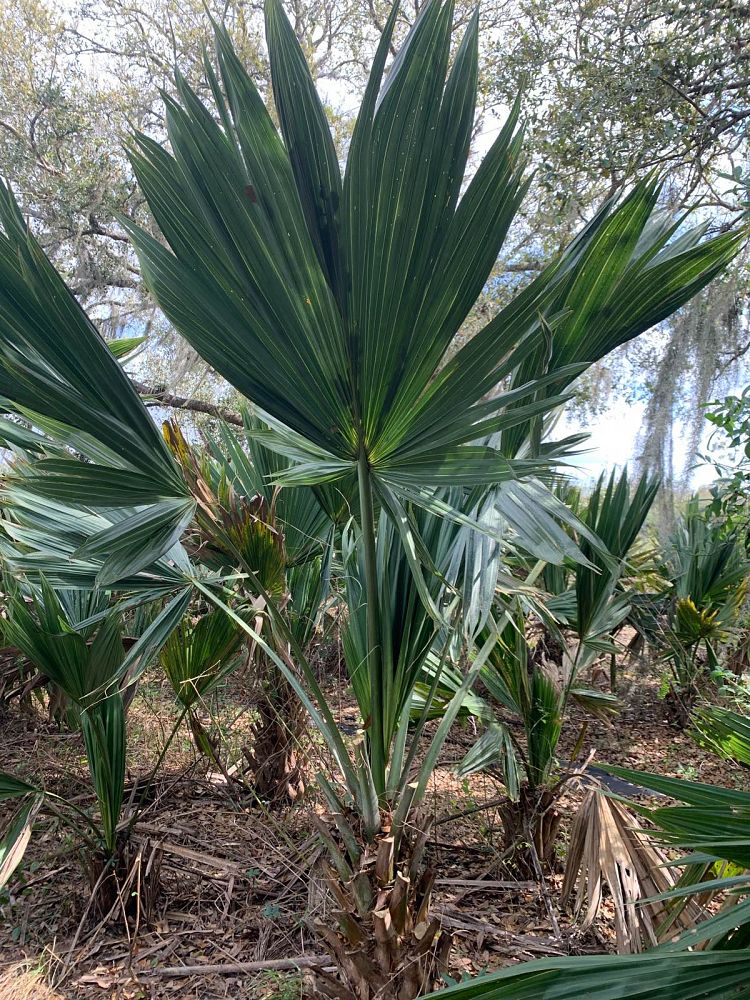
[637,267,746,495]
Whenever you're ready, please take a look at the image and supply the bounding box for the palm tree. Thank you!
[121,0,740,797]
[0,584,138,914]
[0,0,744,993]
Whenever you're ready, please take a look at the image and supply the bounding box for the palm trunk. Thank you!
[357,444,386,799]
[86,837,162,923]
[245,652,306,803]
[313,806,451,1000]
[499,784,562,876]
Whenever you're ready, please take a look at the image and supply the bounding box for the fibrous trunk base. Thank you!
[245,670,306,804]
[500,784,562,877]
[664,684,699,728]
[313,809,451,1000]
[86,837,162,925]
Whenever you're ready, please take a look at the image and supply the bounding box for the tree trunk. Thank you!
[245,658,306,804]
[313,807,451,1000]
[663,684,698,728]
[499,784,562,877]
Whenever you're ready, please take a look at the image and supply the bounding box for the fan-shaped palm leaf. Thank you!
[161,607,243,709]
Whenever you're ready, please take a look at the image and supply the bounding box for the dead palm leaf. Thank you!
[562,789,702,952]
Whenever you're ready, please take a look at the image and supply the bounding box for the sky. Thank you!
[559,401,711,486]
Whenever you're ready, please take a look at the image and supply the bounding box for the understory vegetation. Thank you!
[0,1,749,998]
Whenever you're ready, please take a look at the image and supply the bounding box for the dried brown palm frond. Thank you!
[562,789,702,953]
[0,964,64,1000]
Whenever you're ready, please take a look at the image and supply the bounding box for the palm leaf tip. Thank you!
[264,0,343,295]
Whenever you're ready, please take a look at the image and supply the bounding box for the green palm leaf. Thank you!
[0,797,42,891]
[161,608,243,708]
[264,0,342,297]
[0,0,743,827]
[117,0,741,502]
[693,706,750,766]
[430,950,750,999]
[0,184,182,492]
[574,468,659,644]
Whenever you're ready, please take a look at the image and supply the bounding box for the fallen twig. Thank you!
[432,907,564,955]
[434,794,510,826]
[435,878,534,889]
[145,955,333,977]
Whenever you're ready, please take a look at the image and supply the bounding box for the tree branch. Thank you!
[131,380,243,426]
[82,214,131,243]
[504,260,545,273]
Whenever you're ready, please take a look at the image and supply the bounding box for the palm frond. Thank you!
[0,185,186,511]
[562,790,700,953]
[431,951,750,1000]
[692,706,750,766]
[161,607,243,708]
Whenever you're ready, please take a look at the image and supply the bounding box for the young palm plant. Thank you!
[0,583,135,912]
[160,605,245,772]
[0,0,744,993]
[206,420,337,802]
[458,469,659,872]
[163,418,334,801]
[632,498,749,724]
[547,468,661,698]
